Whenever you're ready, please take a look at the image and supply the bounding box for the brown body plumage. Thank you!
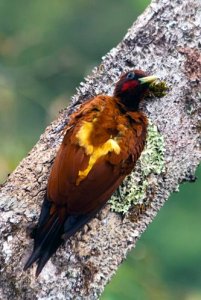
[24,70,157,276]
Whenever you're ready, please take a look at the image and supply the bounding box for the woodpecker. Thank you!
[24,70,157,276]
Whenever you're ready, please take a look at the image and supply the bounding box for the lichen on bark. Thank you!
[109,121,165,213]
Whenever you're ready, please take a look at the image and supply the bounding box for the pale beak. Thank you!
[139,75,158,85]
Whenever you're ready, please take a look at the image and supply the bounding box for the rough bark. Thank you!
[0,0,201,299]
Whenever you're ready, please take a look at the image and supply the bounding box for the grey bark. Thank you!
[0,0,201,299]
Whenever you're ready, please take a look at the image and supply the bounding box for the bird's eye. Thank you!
[126,72,135,80]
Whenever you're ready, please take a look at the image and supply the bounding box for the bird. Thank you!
[24,69,157,277]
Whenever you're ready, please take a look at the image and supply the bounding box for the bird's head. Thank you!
[114,70,157,111]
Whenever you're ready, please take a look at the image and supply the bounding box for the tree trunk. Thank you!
[0,0,201,299]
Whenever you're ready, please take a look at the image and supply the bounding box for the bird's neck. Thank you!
[115,94,141,112]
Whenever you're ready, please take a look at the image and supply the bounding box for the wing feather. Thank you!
[47,95,147,215]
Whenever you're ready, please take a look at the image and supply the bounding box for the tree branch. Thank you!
[0,0,201,299]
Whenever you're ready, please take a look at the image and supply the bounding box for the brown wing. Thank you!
[47,95,147,215]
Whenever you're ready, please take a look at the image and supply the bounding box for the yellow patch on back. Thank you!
[76,121,121,185]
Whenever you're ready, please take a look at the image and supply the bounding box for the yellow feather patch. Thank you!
[76,121,121,185]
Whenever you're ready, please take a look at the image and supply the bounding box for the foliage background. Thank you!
[0,1,200,299]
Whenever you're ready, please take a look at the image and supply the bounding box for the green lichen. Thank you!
[109,121,165,214]
[149,80,169,98]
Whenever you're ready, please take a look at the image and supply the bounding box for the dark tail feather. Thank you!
[24,213,64,276]
[35,225,63,277]
[24,194,104,276]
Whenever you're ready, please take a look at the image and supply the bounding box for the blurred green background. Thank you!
[0,1,200,299]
